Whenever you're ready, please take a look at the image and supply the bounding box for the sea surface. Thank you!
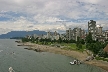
[0,39,106,72]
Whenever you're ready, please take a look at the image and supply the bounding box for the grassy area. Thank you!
[32,41,86,52]
[60,43,86,52]
[95,57,108,62]
[82,45,86,49]
[61,43,77,49]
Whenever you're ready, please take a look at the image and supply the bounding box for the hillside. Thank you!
[0,30,47,39]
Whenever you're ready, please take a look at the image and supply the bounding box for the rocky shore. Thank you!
[18,42,108,71]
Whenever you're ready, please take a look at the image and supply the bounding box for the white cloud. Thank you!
[81,0,101,4]
[0,28,12,34]
[0,0,108,35]
[33,14,63,23]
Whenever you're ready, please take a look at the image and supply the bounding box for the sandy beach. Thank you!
[19,42,108,71]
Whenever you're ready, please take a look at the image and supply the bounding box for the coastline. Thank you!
[19,42,108,71]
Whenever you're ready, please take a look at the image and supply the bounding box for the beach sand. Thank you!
[19,42,108,71]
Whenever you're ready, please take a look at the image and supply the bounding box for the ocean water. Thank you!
[0,39,106,72]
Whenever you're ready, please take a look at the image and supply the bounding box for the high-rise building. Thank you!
[88,20,97,40]
[66,28,73,40]
[96,25,103,35]
[47,31,51,39]
[54,31,57,36]
[73,27,82,41]
[66,27,85,41]
[81,29,86,39]
[105,30,108,40]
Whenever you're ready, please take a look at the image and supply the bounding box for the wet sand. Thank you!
[19,42,108,71]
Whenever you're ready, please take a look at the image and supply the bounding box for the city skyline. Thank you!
[0,0,108,35]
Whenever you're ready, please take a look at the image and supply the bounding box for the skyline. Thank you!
[0,0,108,35]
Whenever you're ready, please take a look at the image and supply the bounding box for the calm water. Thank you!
[0,39,106,72]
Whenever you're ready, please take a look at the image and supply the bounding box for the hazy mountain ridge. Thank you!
[0,30,47,39]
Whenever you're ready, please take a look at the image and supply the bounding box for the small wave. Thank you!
[7,47,9,48]
[0,50,3,52]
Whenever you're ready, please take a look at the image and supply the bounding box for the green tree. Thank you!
[86,42,102,54]
[57,37,62,43]
[22,38,29,42]
[69,39,76,43]
[98,49,108,58]
[76,37,83,50]
[35,37,39,44]
[80,39,85,44]
[85,32,93,44]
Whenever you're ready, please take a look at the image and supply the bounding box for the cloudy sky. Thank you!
[0,0,108,34]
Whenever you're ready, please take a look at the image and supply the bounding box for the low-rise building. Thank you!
[43,31,60,40]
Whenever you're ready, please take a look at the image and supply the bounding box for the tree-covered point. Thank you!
[10,37,24,39]
[22,37,29,42]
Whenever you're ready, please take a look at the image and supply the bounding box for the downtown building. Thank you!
[88,20,97,40]
[43,31,60,40]
[66,27,86,41]
[88,20,108,42]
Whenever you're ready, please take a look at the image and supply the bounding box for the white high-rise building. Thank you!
[96,25,103,35]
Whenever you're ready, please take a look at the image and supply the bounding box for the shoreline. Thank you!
[19,42,108,71]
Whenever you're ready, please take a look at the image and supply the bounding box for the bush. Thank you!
[95,57,108,62]
[98,49,108,58]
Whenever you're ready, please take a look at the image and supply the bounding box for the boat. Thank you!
[70,60,81,65]
[9,67,15,72]
[70,61,75,65]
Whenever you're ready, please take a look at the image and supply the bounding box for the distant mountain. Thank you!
[0,30,47,39]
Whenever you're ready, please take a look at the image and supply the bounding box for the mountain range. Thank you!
[0,30,47,39]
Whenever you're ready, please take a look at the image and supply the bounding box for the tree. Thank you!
[69,39,76,43]
[80,39,85,44]
[85,32,93,43]
[57,37,62,43]
[63,39,69,43]
[86,42,102,54]
[35,37,39,44]
[76,37,83,50]
[98,49,108,58]
[53,39,56,43]
[22,38,29,42]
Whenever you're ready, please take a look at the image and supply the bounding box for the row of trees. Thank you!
[22,36,76,44]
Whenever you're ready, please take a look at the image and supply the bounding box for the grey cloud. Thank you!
[0,0,108,34]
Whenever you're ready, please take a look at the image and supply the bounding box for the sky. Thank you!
[0,0,108,34]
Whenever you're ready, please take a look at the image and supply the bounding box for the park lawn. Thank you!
[79,45,86,52]
[37,42,86,52]
[67,43,77,49]
[61,43,77,50]
[61,43,86,52]
[82,44,86,49]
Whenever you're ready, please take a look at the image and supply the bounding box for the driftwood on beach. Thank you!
[15,41,21,43]
[17,45,23,46]
[24,47,42,52]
